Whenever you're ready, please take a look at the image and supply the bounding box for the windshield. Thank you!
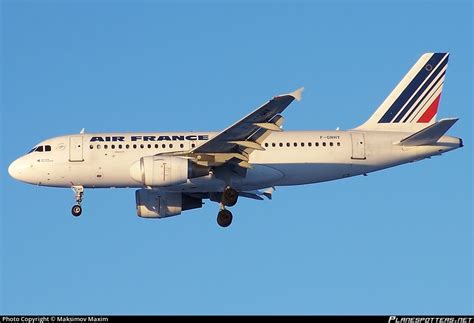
[27,145,52,154]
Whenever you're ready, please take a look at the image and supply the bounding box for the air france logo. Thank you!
[90,135,209,142]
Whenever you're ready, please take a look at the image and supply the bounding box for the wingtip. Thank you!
[290,87,304,101]
[439,117,459,123]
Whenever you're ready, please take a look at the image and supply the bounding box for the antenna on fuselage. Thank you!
[80,128,85,134]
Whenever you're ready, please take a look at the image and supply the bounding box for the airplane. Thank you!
[8,52,462,227]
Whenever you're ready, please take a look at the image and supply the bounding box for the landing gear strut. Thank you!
[216,186,237,227]
[71,186,84,217]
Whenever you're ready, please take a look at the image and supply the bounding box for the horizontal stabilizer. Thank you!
[399,118,458,146]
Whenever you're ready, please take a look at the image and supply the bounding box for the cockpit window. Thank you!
[27,145,53,153]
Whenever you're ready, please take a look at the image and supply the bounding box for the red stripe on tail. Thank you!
[417,94,441,123]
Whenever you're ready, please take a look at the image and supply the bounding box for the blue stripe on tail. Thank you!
[393,55,448,123]
[378,53,447,123]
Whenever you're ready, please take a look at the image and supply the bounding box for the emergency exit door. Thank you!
[350,133,366,160]
[69,136,84,162]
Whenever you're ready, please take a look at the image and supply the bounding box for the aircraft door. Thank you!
[69,136,84,162]
[350,132,366,160]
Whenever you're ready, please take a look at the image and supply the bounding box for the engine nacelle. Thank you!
[130,156,208,187]
[135,189,203,218]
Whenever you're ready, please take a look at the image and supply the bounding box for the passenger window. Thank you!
[293,142,297,147]
[279,143,283,147]
[89,145,94,149]
[147,144,151,149]
[36,146,44,152]
[337,142,341,146]
[45,145,51,151]
[111,145,115,149]
[97,145,101,149]
[301,142,305,147]
[133,144,137,149]
[308,142,312,147]
[126,144,130,149]
[155,144,159,149]
[315,142,319,147]
[180,144,184,149]
[272,143,276,147]
[104,145,108,149]
[140,144,144,149]
[330,142,333,147]
[191,143,196,148]
[119,144,123,149]
[286,143,290,147]
[169,144,173,148]
[264,143,269,147]
[322,142,326,147]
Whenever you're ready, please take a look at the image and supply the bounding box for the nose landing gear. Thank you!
[71,204,82,217]
[71,185,84,217]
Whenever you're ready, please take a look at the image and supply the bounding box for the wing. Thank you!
[186,87,304,169]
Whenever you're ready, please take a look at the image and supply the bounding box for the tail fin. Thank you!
[357,53,449,132]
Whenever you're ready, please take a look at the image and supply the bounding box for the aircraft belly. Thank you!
[269,163,353,185]
[231,164,284,190]
[167,164,284,192]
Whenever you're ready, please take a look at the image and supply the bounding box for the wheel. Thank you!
[217,209,233,227]
[71,204,82,217]
[222,186,238,207]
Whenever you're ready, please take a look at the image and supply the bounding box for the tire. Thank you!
[222,186,238,207]
[217,209,233,227]
[71,205,82,217]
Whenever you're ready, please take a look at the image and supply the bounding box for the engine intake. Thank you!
[130,156,209,187]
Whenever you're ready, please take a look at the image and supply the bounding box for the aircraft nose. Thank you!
[8,157,32,182]
[8,159,20,179]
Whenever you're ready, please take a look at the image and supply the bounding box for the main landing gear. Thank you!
[71,185,84,217]
[217,186,238,228]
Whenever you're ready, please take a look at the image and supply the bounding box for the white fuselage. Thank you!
[8,130,461,193]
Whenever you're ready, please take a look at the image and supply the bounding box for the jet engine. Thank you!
[129,156,209,187]
[135,189,203,218]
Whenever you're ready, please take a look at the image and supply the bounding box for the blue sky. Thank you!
[1,0,472,315]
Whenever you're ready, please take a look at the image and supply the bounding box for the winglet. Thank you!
[290,87,304,101]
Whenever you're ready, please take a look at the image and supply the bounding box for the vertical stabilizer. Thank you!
[357,53,449,132]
